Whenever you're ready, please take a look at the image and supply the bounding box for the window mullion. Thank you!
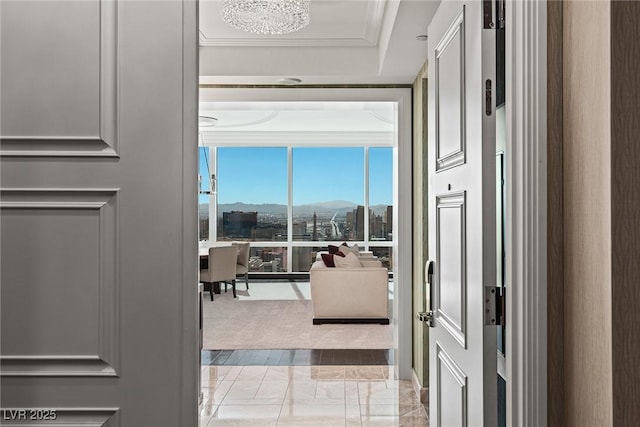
[364,146,369,251]
[287,146,293,274]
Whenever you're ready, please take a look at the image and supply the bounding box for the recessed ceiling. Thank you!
[199,0,440,85]
[200,1,384,47]
[198,101,395,146]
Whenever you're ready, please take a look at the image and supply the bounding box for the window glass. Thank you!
[292,148,364,242]
[370,247,392,270]
[199,147,212,242]
[291,246,326,272]
[249,247,287,273]
[217,147,288,241]
[369,147,393,241]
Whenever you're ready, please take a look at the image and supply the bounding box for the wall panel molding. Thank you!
[0,189,120,377]
[0,0,118,157]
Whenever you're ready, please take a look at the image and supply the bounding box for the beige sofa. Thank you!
[309,259,389,325]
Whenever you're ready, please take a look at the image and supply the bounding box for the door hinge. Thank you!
[483,0,505,29]
[484,286,505,326]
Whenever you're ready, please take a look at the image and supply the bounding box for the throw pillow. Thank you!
[339,243,352,255]
[334,251,362,269]
[328,244,341,255]
[350,243,361,256]
[338,243,360,256]
[321,251,345,267]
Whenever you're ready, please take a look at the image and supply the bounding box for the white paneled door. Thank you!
[427,0,497,425]
[0,1,199,425]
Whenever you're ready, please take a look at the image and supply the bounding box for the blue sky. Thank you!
[199,147,392,206]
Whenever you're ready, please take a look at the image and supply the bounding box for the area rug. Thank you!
[202,281,393,350]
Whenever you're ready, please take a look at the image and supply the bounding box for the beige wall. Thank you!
[412,61,428,391]
[553,1,640,426]
[563,1,613,426]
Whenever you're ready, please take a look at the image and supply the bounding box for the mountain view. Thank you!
[198,201,391,218]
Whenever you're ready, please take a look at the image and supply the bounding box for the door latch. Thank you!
[416,261,435,328]
[416,311,433,324]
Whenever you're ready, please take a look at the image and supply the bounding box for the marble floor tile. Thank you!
[284,380,319,400]
[201,381,234,404]
[277,418,347,427]
[213,404,282,420]
[315,381,346,400]
[223,380,262,400]
[255,380,290,399]
[279,403,346,419]
[263,366,294,381]
[236,365,269,381]
[311,365,346,380]
[346,366,390,381]
[220,398,284,406]
[199,364,429,427]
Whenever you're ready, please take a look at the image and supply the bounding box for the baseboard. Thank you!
[411,369,429,405]
[312,317,390,325]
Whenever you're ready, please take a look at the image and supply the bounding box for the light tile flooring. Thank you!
[200,365,429,427]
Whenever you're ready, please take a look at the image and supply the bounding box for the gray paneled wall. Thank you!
[0,1,199,425]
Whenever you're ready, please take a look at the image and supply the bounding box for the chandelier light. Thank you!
[221,0,311,35]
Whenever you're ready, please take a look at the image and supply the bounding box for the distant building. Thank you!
[312,212,318,241]
[221,211,257,239]
[369,209,384,239]
[292,246,314,272]
[199,217,209,240]
[385,205,393,240]
[292,220,310,241]
[355,205,364,240]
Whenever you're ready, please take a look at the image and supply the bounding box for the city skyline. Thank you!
[199,146,394,271]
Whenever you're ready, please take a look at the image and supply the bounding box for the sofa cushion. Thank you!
[339,243,360,256]
[334,251,362,268]
[321,251,345,267]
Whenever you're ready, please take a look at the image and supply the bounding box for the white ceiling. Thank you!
[199,101,395,146]
[199,0,440,85]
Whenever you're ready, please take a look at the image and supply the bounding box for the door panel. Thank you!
[428,0,497,425]
[435,10,466,171]
[436,192,467,348]
[0,1,198,425]
[437,345,468,427]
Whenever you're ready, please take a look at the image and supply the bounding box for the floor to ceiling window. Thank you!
[198,102,395,273]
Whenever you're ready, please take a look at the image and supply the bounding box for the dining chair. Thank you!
[200,245,238,300]
[232,241,250,290]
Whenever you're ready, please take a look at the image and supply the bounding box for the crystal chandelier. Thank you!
[221,0,311,35]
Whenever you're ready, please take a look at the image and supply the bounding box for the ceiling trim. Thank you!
[200,131,393,146]
[198,84,413,89]
[363,0,387,45]
[199,32,376,47]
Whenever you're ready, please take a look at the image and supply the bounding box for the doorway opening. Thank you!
[196,89,416,426]
[198,100,396,352]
